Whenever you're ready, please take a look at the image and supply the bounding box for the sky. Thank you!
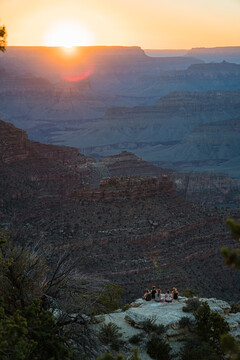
[1,0,240,49]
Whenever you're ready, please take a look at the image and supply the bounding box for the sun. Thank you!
[44,20,93,48]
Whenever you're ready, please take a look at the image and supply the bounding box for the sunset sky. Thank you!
[1,0,240,49]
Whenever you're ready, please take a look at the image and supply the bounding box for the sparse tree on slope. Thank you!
[0,25,7,52]
[220,219,240,359]
[221,219,240,270]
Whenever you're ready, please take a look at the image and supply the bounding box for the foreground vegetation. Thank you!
[0,231,122,359]
[0,218,239,359]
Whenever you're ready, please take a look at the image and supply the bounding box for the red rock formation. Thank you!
[72,175,174,202]
[99,151,172,178]
[99,151,240,208]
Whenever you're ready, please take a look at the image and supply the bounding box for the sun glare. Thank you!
[44,20,93,48]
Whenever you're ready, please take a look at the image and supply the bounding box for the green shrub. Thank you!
[147,335,171,360]
[221,334,240,358]
[0,299,69,360]
[182,298,201,313]
[97,353,125,360]
[142,316,165,336]
[182,289,196,298]
[230,301,240,314]
[194,302,230,351]
[97,350,141,360]
[91,284,122,315]
[122,304,131,312]
[129,332,145,345]
[98,322,123,351]
[179,316,193,329]
[221,219,240,270]
[129,348,141,360]
[128,318,136,327]
[180,340,219,360]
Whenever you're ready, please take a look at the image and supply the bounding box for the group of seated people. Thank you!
[143,286,179,303]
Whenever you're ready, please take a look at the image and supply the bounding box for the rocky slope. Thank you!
[96,297,240,359]
[0,46,203,143]
[0,120,95,222]
[0,65,107,143]
[54,89,240,178]
[1,120,240,305]
[174,171,240,207]
[151,116,240,177]
[128,61,240,99]
[18,174,240,304]
[99,151,172,178]
[99,151,240,208]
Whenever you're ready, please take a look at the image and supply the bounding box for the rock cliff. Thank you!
[0,46,203,143]
[154,116,240,177]
[128,61,240,99]
[1,120,240,305]
[68,89,240,179]
[0,120,93,220]
[174,171,240,207]
[98,151,240,208]
[72,175,173,202]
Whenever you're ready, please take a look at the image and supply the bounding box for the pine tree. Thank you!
[0,25,7,52]
[221,219,240,270]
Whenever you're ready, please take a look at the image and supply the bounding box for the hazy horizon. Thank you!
[1,0,240,49]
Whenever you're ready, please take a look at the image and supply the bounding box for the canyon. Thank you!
[61,89,240,179]
[0,120,239,304]
[1,48,240,183]
[1,46,240,306]
[100,151,240,208]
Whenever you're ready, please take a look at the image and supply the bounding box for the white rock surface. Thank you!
[96,296,240,359]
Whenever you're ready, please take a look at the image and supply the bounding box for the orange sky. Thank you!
[1,0,240,49]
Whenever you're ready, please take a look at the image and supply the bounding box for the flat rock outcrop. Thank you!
[96,296,240,359]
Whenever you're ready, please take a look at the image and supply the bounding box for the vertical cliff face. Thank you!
[71,175,174,202]
[97,151,240,208]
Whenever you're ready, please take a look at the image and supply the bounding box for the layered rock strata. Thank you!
[1,120,240,305]
[72,175,173,202]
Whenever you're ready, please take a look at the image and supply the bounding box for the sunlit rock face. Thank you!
[96,297,240,359]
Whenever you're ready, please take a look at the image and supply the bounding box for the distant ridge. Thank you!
[187,46,240,63]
